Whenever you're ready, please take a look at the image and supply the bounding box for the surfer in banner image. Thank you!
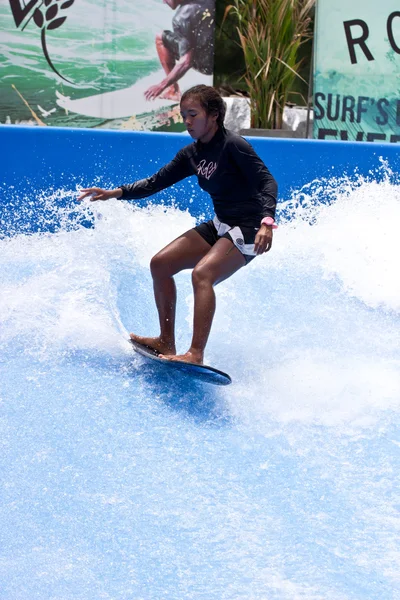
[144,0,215,102]
[78,86,277,365]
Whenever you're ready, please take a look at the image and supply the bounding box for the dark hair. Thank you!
[180,85,226,127]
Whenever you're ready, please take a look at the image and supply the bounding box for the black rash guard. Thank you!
[119,127,278,228]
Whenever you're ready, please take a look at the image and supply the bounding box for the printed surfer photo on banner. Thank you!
[54,0,216,125]
[313,0,400,143]
[1,0,216,130]
[144,0,216,102]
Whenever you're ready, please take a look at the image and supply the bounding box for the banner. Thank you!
[314,0,400,143]
[0,0,215,130]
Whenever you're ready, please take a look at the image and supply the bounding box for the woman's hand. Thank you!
[254,224,273,254]
[77,187,122,201]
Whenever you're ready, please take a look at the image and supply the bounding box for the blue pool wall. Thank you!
[2,124,400,232]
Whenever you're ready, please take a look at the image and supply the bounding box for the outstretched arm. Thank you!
[78,148,193,203]
[118,148,193,200]
[78,187,123,201]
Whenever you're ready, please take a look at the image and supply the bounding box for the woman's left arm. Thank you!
[229,136,278,220]
[230,137,278,254]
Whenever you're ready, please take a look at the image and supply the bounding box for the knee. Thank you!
[150,251,180,279]
[192,264,212,289]
[150,252,168,279]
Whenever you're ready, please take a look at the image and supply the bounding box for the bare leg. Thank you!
[155,34,181,101]
[130,229,211,354]
[161,238,246,364]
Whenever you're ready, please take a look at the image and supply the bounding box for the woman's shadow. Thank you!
[66,347,232,427]
[126,358,232,427]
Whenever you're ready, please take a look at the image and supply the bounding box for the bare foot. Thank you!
[160,86,181,101]
[130,333,175,356]
[159,350,204,365]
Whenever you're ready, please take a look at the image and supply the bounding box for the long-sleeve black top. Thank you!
[119,127,278,228]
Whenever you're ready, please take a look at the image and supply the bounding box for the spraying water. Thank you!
[1,172,399,599]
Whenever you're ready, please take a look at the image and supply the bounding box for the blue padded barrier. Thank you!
[1,124,400,233]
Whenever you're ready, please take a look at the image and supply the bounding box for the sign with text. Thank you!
[314,0,400,143]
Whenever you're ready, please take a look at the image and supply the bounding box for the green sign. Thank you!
[314,0,400,143]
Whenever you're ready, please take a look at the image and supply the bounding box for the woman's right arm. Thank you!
[78,187,123,201]
[78,148,192,202]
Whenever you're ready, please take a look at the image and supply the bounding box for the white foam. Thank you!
[1,177,399,427]
[0,198,195,358]
[275,171,400,313]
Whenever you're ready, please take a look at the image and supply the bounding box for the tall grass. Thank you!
[224,0,315,129]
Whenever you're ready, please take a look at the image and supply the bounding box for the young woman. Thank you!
[78,85,278,365]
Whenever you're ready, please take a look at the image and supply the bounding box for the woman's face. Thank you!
[180,97,218,143]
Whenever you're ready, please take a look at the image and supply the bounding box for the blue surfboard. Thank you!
[130,339,232,386]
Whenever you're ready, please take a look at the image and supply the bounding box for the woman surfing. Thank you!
[78,85,278,365]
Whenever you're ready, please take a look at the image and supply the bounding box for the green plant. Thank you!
[223,0,315,129]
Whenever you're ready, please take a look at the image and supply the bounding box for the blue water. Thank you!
[1,177,400,599]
